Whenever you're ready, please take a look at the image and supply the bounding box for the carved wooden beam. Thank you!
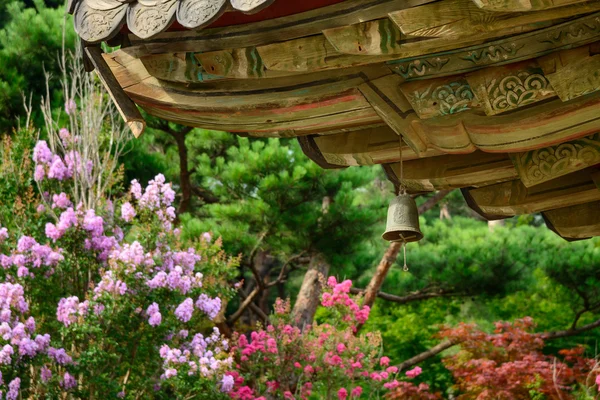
[464,170,600,217]
[388,13,600,79]
[466,60,555,116]
[399,76,479,119]
[510,133,600,187]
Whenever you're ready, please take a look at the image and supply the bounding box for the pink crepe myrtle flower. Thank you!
[0,227,8,243]
[338,388,348,400]
[406,366,422,378]
[52,193,72,209]
[596,374,600,391]
[384,380,400,390]
[380,356,390,366]
[351,386,363,397]
[121,202,136,222]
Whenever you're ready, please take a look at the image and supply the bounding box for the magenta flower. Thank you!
[405,366,422,378]
[338,388,348,400]
[351,386,363,397]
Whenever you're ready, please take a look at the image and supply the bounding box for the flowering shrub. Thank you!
[0,131,239,399]
[190,277,434,400]
[439,317,596,399]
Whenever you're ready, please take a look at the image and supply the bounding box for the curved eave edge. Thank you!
[71,0,276,43]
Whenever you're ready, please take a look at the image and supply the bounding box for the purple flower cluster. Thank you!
[52,193,72,209]
[56,296,89,327]
[0,227,8,244]
[174,298,194,323]
[48,347,73,365]
[159,328,232,383]
[7,377,20,400]
[130,175,176,231]
[195,294,222,320]
[93,271,127,299]
[121,202,136,222]
[33,136,92,183]
[0,282,72,395]
[0,236,63,278]
[61,372,77,390]
[147,303,162,327]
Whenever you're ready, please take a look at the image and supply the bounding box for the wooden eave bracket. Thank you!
[84,46,146,138]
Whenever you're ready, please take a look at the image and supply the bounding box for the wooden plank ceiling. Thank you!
[71,0,600,240]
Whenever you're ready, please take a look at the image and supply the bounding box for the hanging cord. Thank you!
[403,242,408,272]
[398,137,409,271]
[398,137,405,195]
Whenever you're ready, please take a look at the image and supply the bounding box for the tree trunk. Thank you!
[173,133,192,214]
[291,253,330,330]
[355,190,452,333]
[362,242,402,309]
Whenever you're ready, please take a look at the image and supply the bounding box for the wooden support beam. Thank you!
[323,18,405,56]
[510,133,600,187]
[389,0,600,39]
[312,125,442,166]
[357,74,429,156]
[538,44,600,102]
[386,151,518,191]
[297,135,348,170]
[85,46,146,138]
[388,13,600,80]
[543,201,600,240]
[140,52,226,83]
[472,0,592,12]
[464,170,600,217]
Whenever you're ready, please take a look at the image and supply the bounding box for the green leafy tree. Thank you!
[0,0,75,132]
